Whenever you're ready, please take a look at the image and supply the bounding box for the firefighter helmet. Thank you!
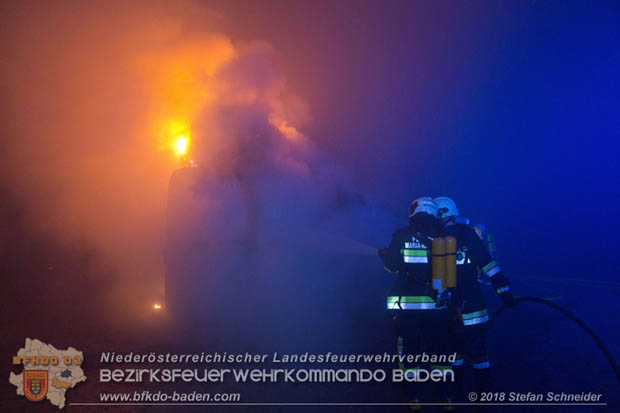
[434,197,459,221]
[409,197,438,218]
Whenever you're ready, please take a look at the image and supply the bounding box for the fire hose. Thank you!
[493,296,620,387]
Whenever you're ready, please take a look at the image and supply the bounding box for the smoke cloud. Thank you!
[0,0,393,336]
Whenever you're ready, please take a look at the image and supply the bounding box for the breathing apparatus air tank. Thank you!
[473,223,497,260]
[445,236,457,288]
[431,237,446,291]
[472,225,484,240]
[487,234,497,259]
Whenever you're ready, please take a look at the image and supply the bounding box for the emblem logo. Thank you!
[24,370,48,402]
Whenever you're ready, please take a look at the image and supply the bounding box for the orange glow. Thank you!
[135,36,308,169]
[136,35,235,158]
[153,303,162,310]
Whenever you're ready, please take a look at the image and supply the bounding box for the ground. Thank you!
[1,252,618,412]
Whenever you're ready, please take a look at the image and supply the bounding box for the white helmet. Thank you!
[409,197,438,218]
[434,197,459,221]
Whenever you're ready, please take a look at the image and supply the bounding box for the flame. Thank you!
[153,303,162,310]
[175,136,189,155]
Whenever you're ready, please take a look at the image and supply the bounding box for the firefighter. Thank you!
[434,196,517,403]
[379,197,454,410]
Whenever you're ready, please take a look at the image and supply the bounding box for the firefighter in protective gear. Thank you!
[434,196,517,403]
[380,197,454,409]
